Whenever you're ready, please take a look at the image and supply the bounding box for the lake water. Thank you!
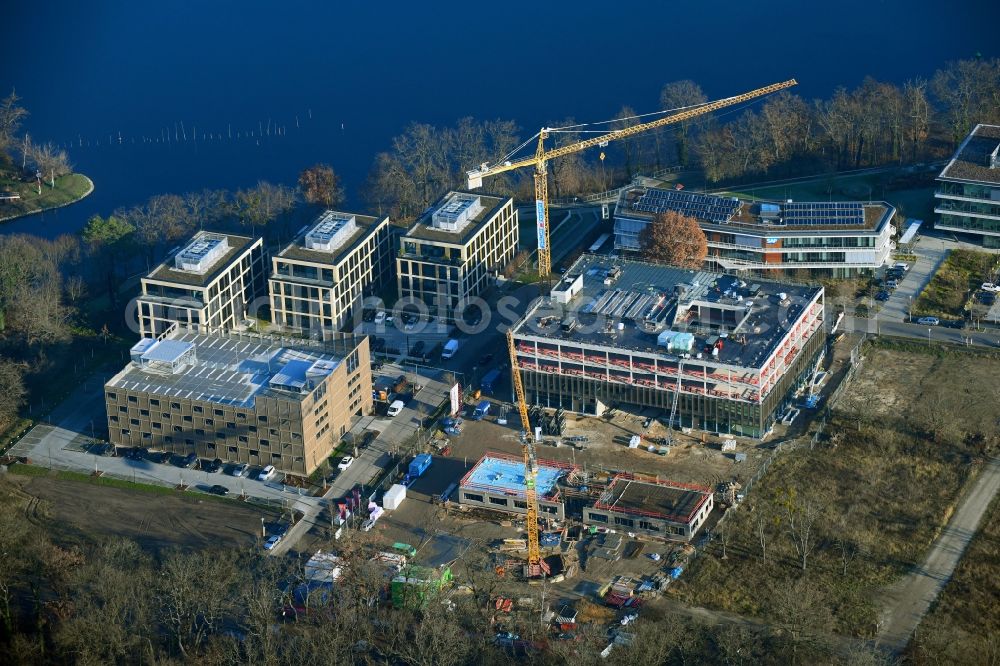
[1,0,996,238]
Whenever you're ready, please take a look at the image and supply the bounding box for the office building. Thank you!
[136,231,266,337]
[935,123,1000,247]
[269,210,391,337]
[512,255,825,438]
[614,186,896,277]
[104,325,371,477]
[397,191,518,319]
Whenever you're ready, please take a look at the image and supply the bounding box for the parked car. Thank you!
[337,456,355,471]
[893,262,910,272]
[979,291,997,305]
[387,400,405,417]
[444,426,462,436]
[202,458,223,473]
[981,282,1000,293]
[264,534,283,551]
[258,464,277,481]
[208,484,230,496]
[875,290,891,301]
[642,417,653,429]
[180,453,198,468]
[411,340,425,356]
[917,316,940,326]
[147,451,169,464]
[231,462,250,477]
[885,279,898,289]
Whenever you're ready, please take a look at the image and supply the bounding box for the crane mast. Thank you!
[506,329,549,577]
[468,79,798,276]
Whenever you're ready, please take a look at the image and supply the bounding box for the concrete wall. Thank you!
[582,493,714,542]
[458,486,565,521]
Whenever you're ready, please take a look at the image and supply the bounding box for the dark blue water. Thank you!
[2,0,996,238]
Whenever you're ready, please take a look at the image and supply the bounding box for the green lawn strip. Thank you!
[913,249,999,319]
[0,173,92,219]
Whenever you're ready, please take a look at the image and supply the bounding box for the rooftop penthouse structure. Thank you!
[270,210,391,337]
[583,475,714,541]
[935,124,1000,247]
[512,255,825,438]
[136,231,267,337]
[614,186,896,277]
[457,451,577,521]
[104,325,372,477]
[397,191,518,319]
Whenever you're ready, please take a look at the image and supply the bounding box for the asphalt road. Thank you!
[877,457,1000,653]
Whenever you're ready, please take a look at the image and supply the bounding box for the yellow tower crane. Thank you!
[505,329,549,577]
[467,79,797,276]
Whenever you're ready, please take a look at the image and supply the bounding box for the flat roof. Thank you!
[107,328,345,407]
[616,186,893,234]
[146,232,257,288]
[277,210,386,265]
[460,452,576,500]
[938,124,1000,185]
[513,255,822,370]
[403,190,510,245]
[596,477,711,524]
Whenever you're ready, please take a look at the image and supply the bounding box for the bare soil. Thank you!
[6,475,271,552]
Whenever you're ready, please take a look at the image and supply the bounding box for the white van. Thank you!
[387,400,405,417]
[441,339,459,359]
[374,311,387,325]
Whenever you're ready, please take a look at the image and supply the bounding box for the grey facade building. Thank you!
[935,124,1000,247]
[456,452,576,521]
[269,210,391,337]
[136,231,267,338]
[397,191,518,319]
[104,325,372,477]
[512,255,825,438]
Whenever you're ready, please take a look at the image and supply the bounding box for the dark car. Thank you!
[182,453,199,468]
[978,292,996,305]
[208,485,230,496]
[371,337,386,352]
[203,458,224,473]
[411,340,425,356]
[875,290,890,301]
[479,353,495,366]
[944,319,967,329]
[147,450,169,464]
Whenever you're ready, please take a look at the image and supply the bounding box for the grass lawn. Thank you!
[669,346,999,639]
[0,172,93,220]
[913,249,1000,320]
[906,493,1000,664]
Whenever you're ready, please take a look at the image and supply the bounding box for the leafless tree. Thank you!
[754,507,769,564]
[639,210,708,268]
[780,488,824,571]
[932,58,1000,144]
[0,89,28,156]
[659,79,708,166]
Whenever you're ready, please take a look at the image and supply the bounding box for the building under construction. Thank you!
[583,475,714,541]
[457,452,577,521]
[511,255,825,438]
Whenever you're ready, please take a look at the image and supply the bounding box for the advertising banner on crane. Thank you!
[535,199,547,250]
[449,383,461,416]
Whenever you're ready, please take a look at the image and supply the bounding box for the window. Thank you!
[214,409,224,417]
[140,409,150,416]
[614,516,634,528]
[541,506,557,514]
[183,415,193,422]
[587,512,608,523]
[258,415,268,423]
[171,402,181,409]
[173,426,182,432]
[205,419,214,426]
[118,406,128,413]
[110,416,119,424]
[260,439,270,446]
[463,493,484,503]
[489,496,508,506]
[228,446,238,454]
[195,429,205,436]
[638,520,659,532]
[193,405,203,413]
[184,439,194,446]
[151,422,161,430]
[226,422,236,429]
[121,429,130,435]
[150,399,160,407]
[216,432,226,440]
[513,501,527,509]
[238,436,248,443]
[106,392,117,400]
[127,396,138,404]
[130,418,140,426]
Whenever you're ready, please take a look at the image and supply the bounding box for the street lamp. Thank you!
[927,328,932,343]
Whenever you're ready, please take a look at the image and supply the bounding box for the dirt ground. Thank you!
[5,474,277,552]
[839,345,1000,435]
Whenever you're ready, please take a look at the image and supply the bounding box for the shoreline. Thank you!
[0,174,95,224]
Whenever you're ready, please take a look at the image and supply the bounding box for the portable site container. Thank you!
[408,454,432,478]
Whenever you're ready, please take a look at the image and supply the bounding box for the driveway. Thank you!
[877,457,1000,653]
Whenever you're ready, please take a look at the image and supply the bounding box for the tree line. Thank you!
[0,91,73,189]
[0,476,888,666]
[362,58,1000,216]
